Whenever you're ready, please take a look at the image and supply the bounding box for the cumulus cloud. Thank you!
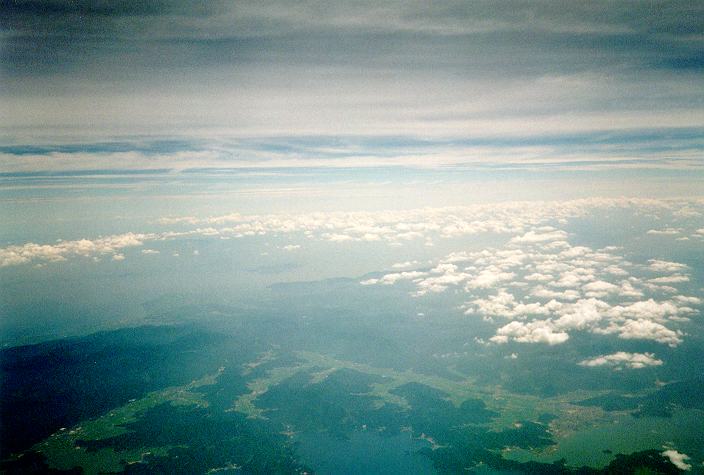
[603,265,629,276]
[391,260,420,268]
[467,290,557,320]
[648,274,690,284]
[550,271,593,289]
[530,287,581,301]
[646,227,682,235]
[415,265,471,295]
[524,272,552,282]
[618,281,644,298]
[0,233,154,267]
[360,271,427,286]
[648,259,689,273]
[466,268,516,289]
[583,280,620,297]
[579,352,663,370]
[509,228,568,244]
[554,299,608,331]
[607,299,685,322]
[662,450,692,471]
[598,319,684,347]
[350,203,699,348]
[491,320,569,345]
[348,204,701,349]
[673,295,701,305]
[170,198,654,249]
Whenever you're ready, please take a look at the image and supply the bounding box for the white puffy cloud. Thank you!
[673,295,701,305]
[360,271,427,286]
[415,265,471,295]
[524,272,552,282]
[348,206,701,348]
[391,260,420,269]
[618,281,644,298]
[583,280,620,297]
[579,352,663,370]
[466,267,516,289]
[491,320,569,345]
[603,265,629,276]
[550,270,594,289]
[531,286,581,301]
[607,299,685,322]
[0,232,154,267]
[648,259,689,273]
[646,228,682,235]
[662,450,692,471]
[598,319,684,347]
[648,274,690,284]
[510,228,568,244]
[467,290,556,320]
[554,299,608,331]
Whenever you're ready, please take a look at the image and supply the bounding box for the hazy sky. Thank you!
[0,1,703,173]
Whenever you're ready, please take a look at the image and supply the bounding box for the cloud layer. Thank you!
[1,196,701,374]
[1,1,702,171]
[3,196,703,269]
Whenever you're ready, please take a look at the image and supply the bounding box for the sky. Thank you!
[0,0,703,177]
